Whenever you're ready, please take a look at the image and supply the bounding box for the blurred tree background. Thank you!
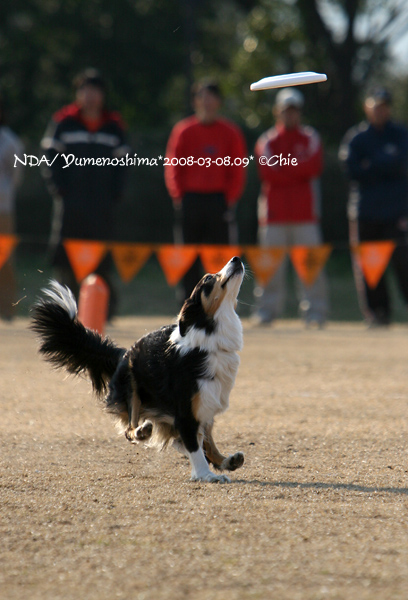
[1,0,408,247]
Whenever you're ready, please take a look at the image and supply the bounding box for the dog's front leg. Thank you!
[189,447,230,483]
[203,421,244,472]
[176,416,230,483]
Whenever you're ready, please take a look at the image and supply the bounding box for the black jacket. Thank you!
[41,102,129,240]
[339,120,408,222]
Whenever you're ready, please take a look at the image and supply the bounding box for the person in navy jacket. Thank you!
[339,88,408,326]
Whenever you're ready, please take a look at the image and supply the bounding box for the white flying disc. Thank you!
[250,71,327,91]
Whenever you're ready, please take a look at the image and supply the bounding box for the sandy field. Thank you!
[1,316,408,600]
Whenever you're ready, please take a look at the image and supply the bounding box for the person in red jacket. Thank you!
[254,88,328,326]
[165,80,247,300]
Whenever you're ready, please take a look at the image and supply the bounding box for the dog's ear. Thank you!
[178,297,197,337]
[178,289,215,336]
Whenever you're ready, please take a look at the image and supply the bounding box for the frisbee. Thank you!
[250,71,327,91]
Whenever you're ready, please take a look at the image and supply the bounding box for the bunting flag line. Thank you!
[0,234,18,270]
[110,243,152,283]
[290,244,332,286]
[156,245,198,286]
[244,247,286,286]
[4,234,403,289]
[199,245,242,274]
[63,239,107,282]
[352,241,396,289]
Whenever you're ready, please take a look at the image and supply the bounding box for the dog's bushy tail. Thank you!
[31,281,125,394]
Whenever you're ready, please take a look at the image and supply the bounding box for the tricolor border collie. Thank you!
[31,256,245,483]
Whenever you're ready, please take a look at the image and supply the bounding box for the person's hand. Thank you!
[224,207,236,223]
[397,217,408,232]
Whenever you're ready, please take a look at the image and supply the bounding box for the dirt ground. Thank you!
[1,316,408,600]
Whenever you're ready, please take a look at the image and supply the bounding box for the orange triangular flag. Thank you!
[199,245,241,274]
[156,245,198,286]
[353,241,396,289]
[244,246,286,286]
[63,239,107,282]
[110,243,152,283]
[0,235,18,270]
[290,244,332,286]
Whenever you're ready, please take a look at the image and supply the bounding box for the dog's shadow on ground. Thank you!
[232,479,408,495]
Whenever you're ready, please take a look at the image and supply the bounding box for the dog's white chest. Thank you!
[197,348,240,425]
[170,302,243,427]
[216,349,240,409]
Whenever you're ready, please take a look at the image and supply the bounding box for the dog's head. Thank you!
[178,256,244,337]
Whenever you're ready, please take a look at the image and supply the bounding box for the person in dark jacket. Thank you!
[41,68,129,313]
[339,88,408,326]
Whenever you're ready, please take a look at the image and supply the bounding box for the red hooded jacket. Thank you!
[165,115,247,207]
[255,123,323,225]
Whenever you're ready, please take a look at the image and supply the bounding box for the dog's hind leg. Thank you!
[134,420,153,441]
[106,358,150,444]
[125,386,153,443]
[125,395,153,444]
[124,390,142,443]
[203,422,244,472]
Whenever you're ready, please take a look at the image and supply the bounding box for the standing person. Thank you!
[164,79,247,301]
[41,68,129,314]
[339,88,408,326]
[254,88,328,326]
[0,93,24,321]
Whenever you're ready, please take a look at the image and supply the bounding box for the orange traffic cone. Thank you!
[78,274,110,335]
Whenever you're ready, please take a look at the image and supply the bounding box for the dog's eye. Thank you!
[202,275,215,297]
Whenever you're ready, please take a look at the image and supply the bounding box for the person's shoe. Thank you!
[304,311,326,329]
[366,318,390,329]
[0,314,14,323]
[250,313,273,327]
[305,316,326,330]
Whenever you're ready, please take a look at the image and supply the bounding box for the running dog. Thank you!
[31,256,245,483]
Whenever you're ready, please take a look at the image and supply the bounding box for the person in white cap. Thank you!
[253,87,328,326]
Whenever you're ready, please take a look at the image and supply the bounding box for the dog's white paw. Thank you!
[191,472,231,484]
[135,420,153,441]
[125,420,153,444]
[221,452,244,471]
